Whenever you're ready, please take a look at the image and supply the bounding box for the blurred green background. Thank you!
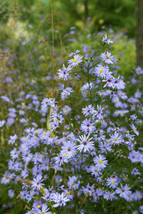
[0,0,136,37]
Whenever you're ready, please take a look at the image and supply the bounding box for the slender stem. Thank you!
[51,0,55,96]
[79,195,88,210]
[56,10,63,63]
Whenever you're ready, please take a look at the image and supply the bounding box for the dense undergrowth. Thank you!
[0,23,142,214]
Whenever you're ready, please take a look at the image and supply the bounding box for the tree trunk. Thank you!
[84,0,88,22]
[136,0,143,68]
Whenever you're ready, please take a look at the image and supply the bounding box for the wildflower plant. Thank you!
[1,34,143,214]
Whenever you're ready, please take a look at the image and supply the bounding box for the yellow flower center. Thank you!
[66,192,70,195]
[36,131,39,134]
[99,159,103,163]
[63,154,67,157]
[37,205,41,208]
[109,194,111,197]
[64,110,67,113]
[40,213,43,214]
[111,180,114,184]
[118,111,120,114]
[24,138,27,141]
[116,99,119,103]
[72,182,75,185]
[136,194,139,198]
[106,56,109,59]
[114,138,117,141]
[94,169,98,172]
[43,133,46,136]
[100,69,103,73]
[73,58,77,63]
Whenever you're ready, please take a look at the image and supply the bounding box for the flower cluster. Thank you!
[1,34,143,214]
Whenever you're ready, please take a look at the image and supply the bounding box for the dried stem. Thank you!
[51,0,55,96]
